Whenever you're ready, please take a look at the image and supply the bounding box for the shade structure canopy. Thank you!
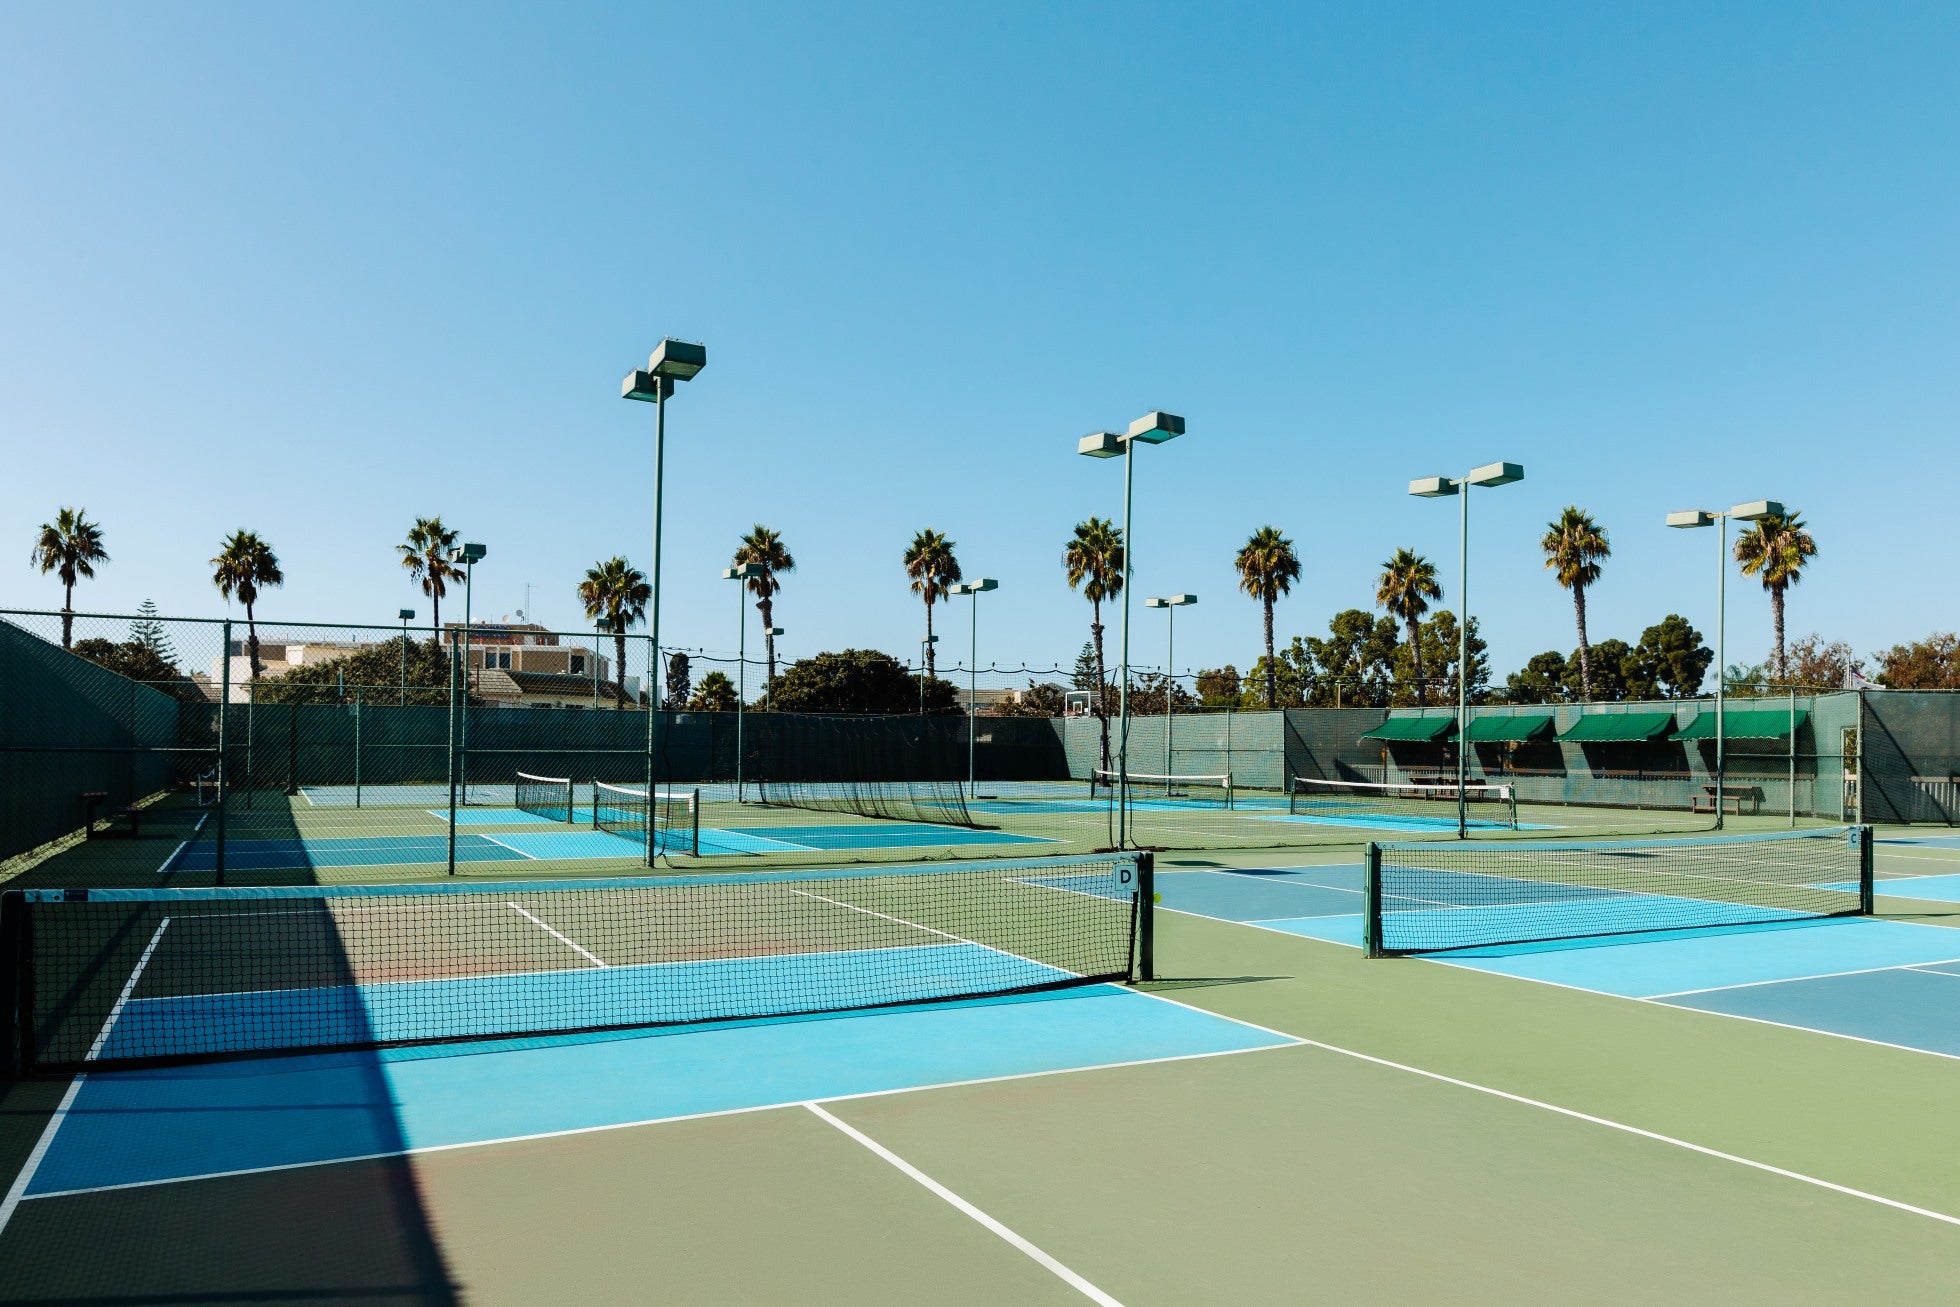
[1557,711,1677,742]
[1672,708,1809,740]
[1462,714,1555,742]
[1361,715,1458,742]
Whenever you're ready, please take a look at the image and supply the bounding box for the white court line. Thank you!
[20,1036,1295,1202]
[479,834,539,861]
[805,1102,1124,1306]
[508,903,607,967]
[157,812,209,874]
[0,917,172,1241]
[1646,955,1960,999]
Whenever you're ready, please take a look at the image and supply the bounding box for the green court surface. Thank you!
[6,833,1960,1303]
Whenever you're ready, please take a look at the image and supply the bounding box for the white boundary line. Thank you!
[0,917,172,1240]
[479,834,539,861]
[157,813,209,875]
[1646,954,1960,999]
[805,1101,1124,1306]
[18,1039,1295,1202]
[507,903,607,967]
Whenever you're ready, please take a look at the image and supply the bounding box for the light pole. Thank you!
[446,542,486,805]
[950,579,999,799]
[1667,500,1782,830]
[724,562,763,801]
[1145,595,1197,788]
[918,634,939,713]
[622,338,708,865]
[593,617,610,707]
[762,627,785,708]
[1409,462,1523,838]
[397,608,414,707]
[1078,411,1186,848]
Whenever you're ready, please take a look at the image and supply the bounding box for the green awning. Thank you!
[1360,715,1457,742]
[1462,714,1555,742]
[1671,708,1808,740]
[1557,711,1676,742]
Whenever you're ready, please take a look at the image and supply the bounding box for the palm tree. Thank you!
[577,557,650,707]
[1235,526,1302,709]
[902,529,962,681]
[1540,507,1611,701]
[732,525,795,687]
[1063,517,1124,769]
[1734,510,1819,681]
[397,517,459,640]
[1375,548,1442,705]
[29,507,108,649]
[211,530,284,679]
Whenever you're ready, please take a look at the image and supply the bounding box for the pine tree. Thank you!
[129,599,175,661]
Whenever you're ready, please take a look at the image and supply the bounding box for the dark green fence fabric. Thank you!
[1861,691,1960,824]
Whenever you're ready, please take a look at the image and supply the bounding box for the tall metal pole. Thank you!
[1716,514,1727,831]
[967,592,979,799]
[459,561,473,806]
[645,383,668,866]
[1789,686,1798,827]
[1164,603,1176,785]
[735,576,747,803]
[399,615,408,707]
[1117,437,1135,848]
[1456,477,1469,839]
[215,619,230,885]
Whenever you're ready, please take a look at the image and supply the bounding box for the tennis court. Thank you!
[9,828,1960,1302]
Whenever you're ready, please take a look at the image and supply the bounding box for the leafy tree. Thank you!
[1070,642,1104,695]
[1567,637,1634,701]
[1780,634,1864,689]
[1302,609,1399,707]
[1541,507,1610,701]
[1129,672,1199,716]
[577,557,649,708]
[30,506,108,649]
[902,528,961,679]
[765,649,961,714]
[1733,510,1818,680]
[994,681,1071,717]
[1505,651,1570,705]
[1376,548,1442,705]
[689,669,738,712]
[1242,636,1315,709]
[397,517,459,638]
[1063,518,1124,768]
[664,651,692,710]
[1874,633,1960,689]
[1235,526,1302,709]
[733,525,795,686]
[72,637,206,703]
[255,636,453,705]
[1723,661,1771,698]
[1629,614,1712,698]
[211,530,283,679]
[1195,665,1241,707]
[1407,611,1490,705]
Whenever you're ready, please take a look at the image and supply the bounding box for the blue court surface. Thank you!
[1866,873,1960,903]
[165,823,1051,871]
[1158,864,1960,1060]
[19,985,1294,1198]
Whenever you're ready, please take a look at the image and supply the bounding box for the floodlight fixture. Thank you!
[1077,431,1123,458]
[1667,510,1715,529]
[722,562,764,580]
[1408,476,1458,498]
[398,608,415,621]
[1125,411,1186,444]
[1730,499,1784,522]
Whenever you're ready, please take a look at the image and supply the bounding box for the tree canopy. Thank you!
[764,649,961,714]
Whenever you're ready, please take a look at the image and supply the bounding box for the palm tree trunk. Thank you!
[1406,615,1426,706]
[614,629,629,708]
[61,581,74,649]
[760,596,776,687]
[1263,596,1277,709]
[1091,600,1109,772]
[245,602,260,680]
[1573,584,1594,701]
[430,590,441,647]
[924,596,936,677]
[1771,584,1787,681]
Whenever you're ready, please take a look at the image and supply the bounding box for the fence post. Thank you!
[216,620,230,885]
[446,638,460,876]
[353,691,362,809]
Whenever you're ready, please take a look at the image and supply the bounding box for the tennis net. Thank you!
[1,852,1149,1073]
[593,781,701,857]
[753,778,976,828]
[1090,770,1234,809]
[1290,777,1516,829]
[1363,825,1873,956]
[515,771,575,822]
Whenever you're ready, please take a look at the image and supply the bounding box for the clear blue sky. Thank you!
[4,3,1955,681]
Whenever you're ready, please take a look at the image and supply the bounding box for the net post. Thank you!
[689,787,701,857]
[1136,850,1155,982]
[1859,824,1875,916]
[1362,842,1384,957]
[0,891,26,1077]
[1504,784,1517,830]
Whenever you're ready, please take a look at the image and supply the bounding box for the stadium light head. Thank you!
[596,617,611,631]
[764,626,785,637]
[398,608,415,621]
[1666,510,1715,529]
[448,542,487,564]
[1465,461,1524,487]
[922,634,939,643]
[951,578,998,595]
[1077,431,1123,458]
[1408,476,1458,498]
[1126,411,1186,444]
[1729,499,1784,522]
[722,563,764,580]
[647,338,707,381]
